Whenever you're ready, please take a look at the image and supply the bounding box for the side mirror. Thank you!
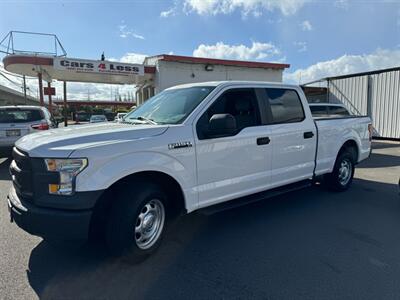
[208,113,237,138]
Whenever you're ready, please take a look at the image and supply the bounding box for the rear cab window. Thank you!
[0,108,44,123]
[328,106,350,116]
[310,105,328,117]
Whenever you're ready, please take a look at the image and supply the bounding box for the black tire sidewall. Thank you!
[329,151,355,191]
[106,182,168,261]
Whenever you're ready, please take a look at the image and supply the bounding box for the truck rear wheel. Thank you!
[324,150,355,191]
[105,181,167,261]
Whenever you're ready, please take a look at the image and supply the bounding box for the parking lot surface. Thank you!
[0,141,399,300]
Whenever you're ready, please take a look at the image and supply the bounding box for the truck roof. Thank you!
[166,81,300,90]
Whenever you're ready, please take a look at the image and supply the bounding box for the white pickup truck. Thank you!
[7,81,372,260]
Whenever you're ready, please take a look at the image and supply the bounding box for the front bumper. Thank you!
[7,186,95,240]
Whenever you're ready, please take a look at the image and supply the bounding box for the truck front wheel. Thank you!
[324,150,355,191]
[105,182,167,261]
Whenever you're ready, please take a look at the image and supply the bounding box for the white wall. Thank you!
[328,70,400,139]
[155,61,283,92]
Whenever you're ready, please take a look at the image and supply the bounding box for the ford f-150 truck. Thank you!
[7,81,372,260]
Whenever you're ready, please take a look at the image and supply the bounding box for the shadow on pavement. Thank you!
[0,157,12,181]
[357,152,400,169]
[26,178,400,300]
[372,141,400,150]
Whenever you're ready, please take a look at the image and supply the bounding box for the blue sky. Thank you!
[0,0,399,99]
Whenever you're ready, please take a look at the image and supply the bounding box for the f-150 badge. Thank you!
[168,141,193,150]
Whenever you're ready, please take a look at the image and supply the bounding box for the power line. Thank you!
[0,71,22,86]
[0,70,38,97]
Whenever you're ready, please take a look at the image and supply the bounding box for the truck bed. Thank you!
[314,115,372,176]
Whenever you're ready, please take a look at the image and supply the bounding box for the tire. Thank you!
[105,181,168,262]
[324,149,356,191]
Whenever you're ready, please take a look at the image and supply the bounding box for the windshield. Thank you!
[0,108,43,123]
[124,86,215,124]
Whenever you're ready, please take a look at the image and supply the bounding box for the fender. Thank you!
[336,130,362,160]
[75,151,198,212]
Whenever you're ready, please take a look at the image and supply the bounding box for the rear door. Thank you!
[195,88,273,208]
[259,88,317,188]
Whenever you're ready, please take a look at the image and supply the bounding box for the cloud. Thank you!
[183,0,309,17]
[294,41,307,52]
[300,20,313,31]
[118,23,145,40]
[193,41,282,61]
[284,48,400,84]
[160,7,176,17]
[119,53,147,64]
[334,0,349,10]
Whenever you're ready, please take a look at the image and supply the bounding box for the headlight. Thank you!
[45,158,88,195]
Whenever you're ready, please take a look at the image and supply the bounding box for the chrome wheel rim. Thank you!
[134,199,165,250]
[338,159,352,186]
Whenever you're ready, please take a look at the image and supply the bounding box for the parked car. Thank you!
[0,105,56,154]
[75,111,91,123]
[309,103,351,118]
[114,113,127,122]
[7,81,372,261]
[89,115,108,123]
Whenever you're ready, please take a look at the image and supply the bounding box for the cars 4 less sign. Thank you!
[53,57,144,76]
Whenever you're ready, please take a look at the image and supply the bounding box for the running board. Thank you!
[199,180,312,216]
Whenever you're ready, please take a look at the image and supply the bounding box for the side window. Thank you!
[328,106,350,116]
[310,105,328,117]
[197,88,260,139]
[265,88,305,124]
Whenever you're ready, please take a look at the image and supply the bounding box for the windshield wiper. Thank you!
[130,116,158,125]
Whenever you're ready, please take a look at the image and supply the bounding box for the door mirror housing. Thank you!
[207,113,237,138]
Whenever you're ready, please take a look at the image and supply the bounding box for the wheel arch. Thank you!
[89,170,187,240]
[338,139,359,163]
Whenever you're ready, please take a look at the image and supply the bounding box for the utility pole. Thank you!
[38,73,44,106]
[63,81,68,127]
[47,82,53,114]
[23,75,27,104]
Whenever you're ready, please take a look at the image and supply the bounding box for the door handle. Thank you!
[304,131,314,139]
[257,137,270,145]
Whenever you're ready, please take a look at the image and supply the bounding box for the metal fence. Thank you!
[304,67,400,139]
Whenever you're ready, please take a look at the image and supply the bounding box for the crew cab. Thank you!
[7,81,372,260]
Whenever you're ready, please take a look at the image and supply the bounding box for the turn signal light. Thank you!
[31,123,49,130]
[48,184,59,193]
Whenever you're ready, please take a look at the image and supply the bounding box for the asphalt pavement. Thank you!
[0,141,399,300]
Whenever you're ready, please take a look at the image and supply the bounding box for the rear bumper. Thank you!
[7,186,94,240]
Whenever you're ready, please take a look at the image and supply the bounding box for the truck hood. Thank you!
[15,122,169,157]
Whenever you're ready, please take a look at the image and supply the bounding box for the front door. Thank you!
[194,88,273,208]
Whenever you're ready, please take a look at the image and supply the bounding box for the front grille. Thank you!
[10,147,33,200]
